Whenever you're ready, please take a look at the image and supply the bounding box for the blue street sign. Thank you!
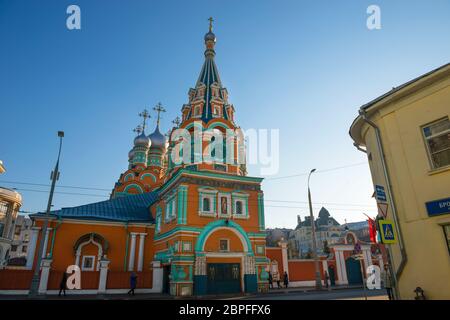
[425,197,450,217]
[375,185,387,202]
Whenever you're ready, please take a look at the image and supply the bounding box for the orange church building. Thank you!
[9,22,269,296]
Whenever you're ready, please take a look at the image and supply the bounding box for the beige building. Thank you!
[350,63,450,299]
[8,215,32,266]
[0,161,23,267]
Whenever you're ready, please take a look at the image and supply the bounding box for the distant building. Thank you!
[289,208,344,258]
[266,228,292,247]
[0,161,23,268]
[289,207,373,258]
[343,221,370,242]
[8,215,32,266]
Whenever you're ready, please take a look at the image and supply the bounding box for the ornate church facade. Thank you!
[23,22,269,296]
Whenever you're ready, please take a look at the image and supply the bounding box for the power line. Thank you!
[14,188,376,214]
[263,162,367,181]
[265,199,374,208]
[0,180,111,192]
[0,162,368,191]
[13,188,109,198]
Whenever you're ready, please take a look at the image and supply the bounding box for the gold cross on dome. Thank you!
[138,109,151,131]
[208,17,214,32]
[153,102,166,126]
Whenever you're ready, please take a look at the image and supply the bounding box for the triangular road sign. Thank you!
[377,202,389,218]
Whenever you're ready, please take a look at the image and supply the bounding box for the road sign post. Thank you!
[353,243,367,300]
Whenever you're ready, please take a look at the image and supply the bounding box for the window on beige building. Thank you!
[0,201,9,237]
[422,117,450,169]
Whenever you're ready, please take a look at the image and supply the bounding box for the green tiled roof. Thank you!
[34,192,158,223]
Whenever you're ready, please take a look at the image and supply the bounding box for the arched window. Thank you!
[235,201,243,215]
[203,198,211,212]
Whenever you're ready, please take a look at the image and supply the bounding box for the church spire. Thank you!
[138,109,150,132]
[153,102,166,128]
[204,17,217,57]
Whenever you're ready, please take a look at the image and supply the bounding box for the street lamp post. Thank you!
[29,131,64,296]
[308,168,323,290]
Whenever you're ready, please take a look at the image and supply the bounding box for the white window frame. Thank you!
[183,241,192,252]
[193,105,202,118]
[218,193,231,217]
[81,255,96,271]
[164,195,177,222]
[219,238,230,252]
[256,245,265,255]
[421,117,450,170]
[232,193,249,219]
[155,206,162,234]
[198,188,218,217]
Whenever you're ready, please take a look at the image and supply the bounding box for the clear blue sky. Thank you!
[1,0,449,228]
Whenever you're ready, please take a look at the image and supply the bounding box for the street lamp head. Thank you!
[58,131,64,138]
[310,168,316,173]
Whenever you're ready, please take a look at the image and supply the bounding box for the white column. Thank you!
[128,233,137,271]
[337,250,348,285]
[137,233,147,272]
[75,252,81,267]
[334,249,343,284]
[279,240,289,275]
[322,260,328,285]
[26,227,40,269]
[41,228,52,259]
[38,258,52,294]
[151,261,163,293]
[362,248,371,271]
[98,257,110,294]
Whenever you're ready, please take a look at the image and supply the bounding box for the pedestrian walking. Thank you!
[276,273,281,289]
[324,271,330,289]
[283,271,289,288]
[268,271,273,289]
[383,264,393,300]
[127,272,138,296]
[58,271,68,296]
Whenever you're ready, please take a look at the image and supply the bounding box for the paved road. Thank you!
[238,288,388,300]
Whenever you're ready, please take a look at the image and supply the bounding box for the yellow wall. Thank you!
[356,70,450,299]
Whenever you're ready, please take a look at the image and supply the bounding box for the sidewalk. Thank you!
[0,285,365,300]
[265,284,364,295]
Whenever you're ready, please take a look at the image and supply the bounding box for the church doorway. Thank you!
[163,265,171,294]
[207,263,241,295]
[346,257,363,285]
[328,265,336,286]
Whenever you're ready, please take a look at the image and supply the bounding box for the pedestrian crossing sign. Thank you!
[379,220,397,244]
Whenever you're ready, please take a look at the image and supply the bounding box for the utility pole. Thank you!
[308,168,322,290]
[29,131,64,296]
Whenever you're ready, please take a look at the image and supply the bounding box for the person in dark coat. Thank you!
[283,271,289,288]
[128,272,138,295]
[324,271,330,289]
[383,264,393,300]
[58,271,68,296]
[268,271,273,289]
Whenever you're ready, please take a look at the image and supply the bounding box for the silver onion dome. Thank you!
[128,148,135,159]
[148,125,166,149]
[134,132,151,148]
[204,31,216,42]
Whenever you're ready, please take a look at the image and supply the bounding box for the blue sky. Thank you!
[1,0,449,228]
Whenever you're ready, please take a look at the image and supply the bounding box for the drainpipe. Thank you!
[48,216,63,258]
[356,108,408,299]
[123,222,129,271]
